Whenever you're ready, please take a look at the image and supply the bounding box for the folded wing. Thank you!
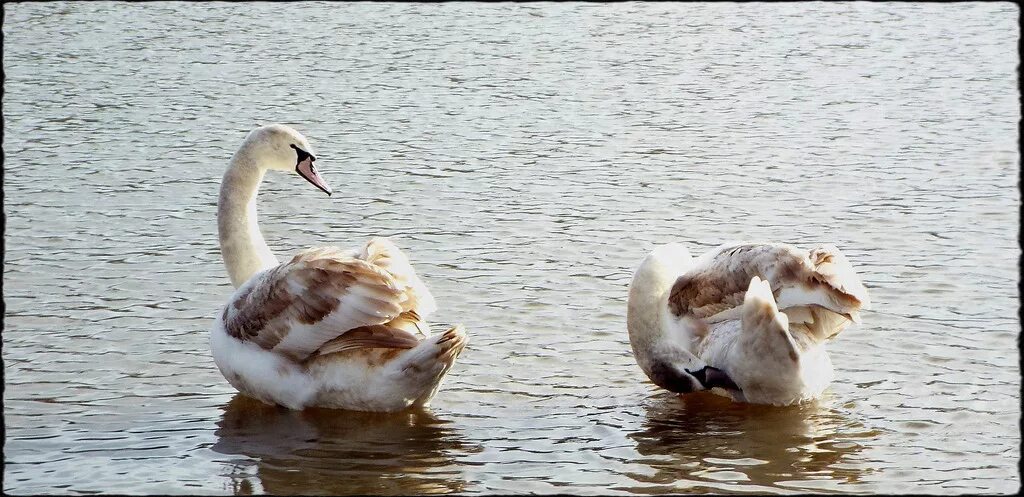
[667,242,869,340]
[221,238,435,361]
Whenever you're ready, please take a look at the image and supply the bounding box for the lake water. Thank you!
[3,2,1020,494]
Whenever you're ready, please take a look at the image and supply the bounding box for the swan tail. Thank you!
[741,276,800,363]
[390,325,467,379]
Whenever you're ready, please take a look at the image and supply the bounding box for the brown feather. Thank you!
[221,247,406,359]
[667,242,867,320]
[314,325,422,356]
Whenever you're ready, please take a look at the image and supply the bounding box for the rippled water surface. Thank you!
[3,2,1020,494]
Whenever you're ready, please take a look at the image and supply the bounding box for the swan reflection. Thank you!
[625,391,878,492]
[211,395,474,495]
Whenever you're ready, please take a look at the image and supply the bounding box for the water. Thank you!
[2,2,1019,494]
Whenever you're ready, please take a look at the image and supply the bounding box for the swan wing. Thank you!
[353,237,438,318]
[666,243,776,321]
[314,324,423,356]
[220,245,415,361]
[668,242,869,325]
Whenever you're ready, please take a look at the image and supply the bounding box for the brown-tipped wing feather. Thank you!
[806,245,870,309]
[314,325,422,356]
[357,237,438,316]
[221,244,427,361]
[668,242,868,322]
[668,243,803,319]
[387,309,430,338]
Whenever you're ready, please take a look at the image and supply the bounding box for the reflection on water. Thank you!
[624,392,879,493]
[2,1,1019,494]
[211,395,476,495]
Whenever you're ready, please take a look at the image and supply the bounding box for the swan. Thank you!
[210,124,467,412]
[627,242,870,406]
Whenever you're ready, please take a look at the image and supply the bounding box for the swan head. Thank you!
[243,124,332,196]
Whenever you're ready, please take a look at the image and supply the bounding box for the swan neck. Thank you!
[218,152,278,287]
[626,253,683,367]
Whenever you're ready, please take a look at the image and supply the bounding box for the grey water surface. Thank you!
[3,2,1020,494]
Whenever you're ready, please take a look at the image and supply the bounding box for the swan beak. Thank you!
[689,365,740,391]
[296,157,332,196]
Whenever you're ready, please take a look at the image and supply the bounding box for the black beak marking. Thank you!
[688,365,740,391]
[290,143,314,165]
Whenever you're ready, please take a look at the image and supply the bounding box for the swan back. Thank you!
[220,247,407,361]
[219,238,438,360]
[667,242,868,341]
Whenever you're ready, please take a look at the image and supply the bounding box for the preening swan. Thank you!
[627,242,869,406]
[211,124,466,412]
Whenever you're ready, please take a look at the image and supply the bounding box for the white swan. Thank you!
[210,124,467,412]
[627,242,870,405]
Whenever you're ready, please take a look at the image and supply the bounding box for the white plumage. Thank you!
[210,124,466,412]
[627,241,870,405]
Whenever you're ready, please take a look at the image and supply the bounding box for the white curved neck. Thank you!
[218,151,279,287]
[627,257,675,367]
[627,246,696,371]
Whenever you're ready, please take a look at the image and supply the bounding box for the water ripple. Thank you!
[3,2,1019,495]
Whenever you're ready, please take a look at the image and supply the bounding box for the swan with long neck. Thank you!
[211,124,466,412]
[627,241,870,405]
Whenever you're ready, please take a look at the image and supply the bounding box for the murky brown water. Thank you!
[3,2,1020,494]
